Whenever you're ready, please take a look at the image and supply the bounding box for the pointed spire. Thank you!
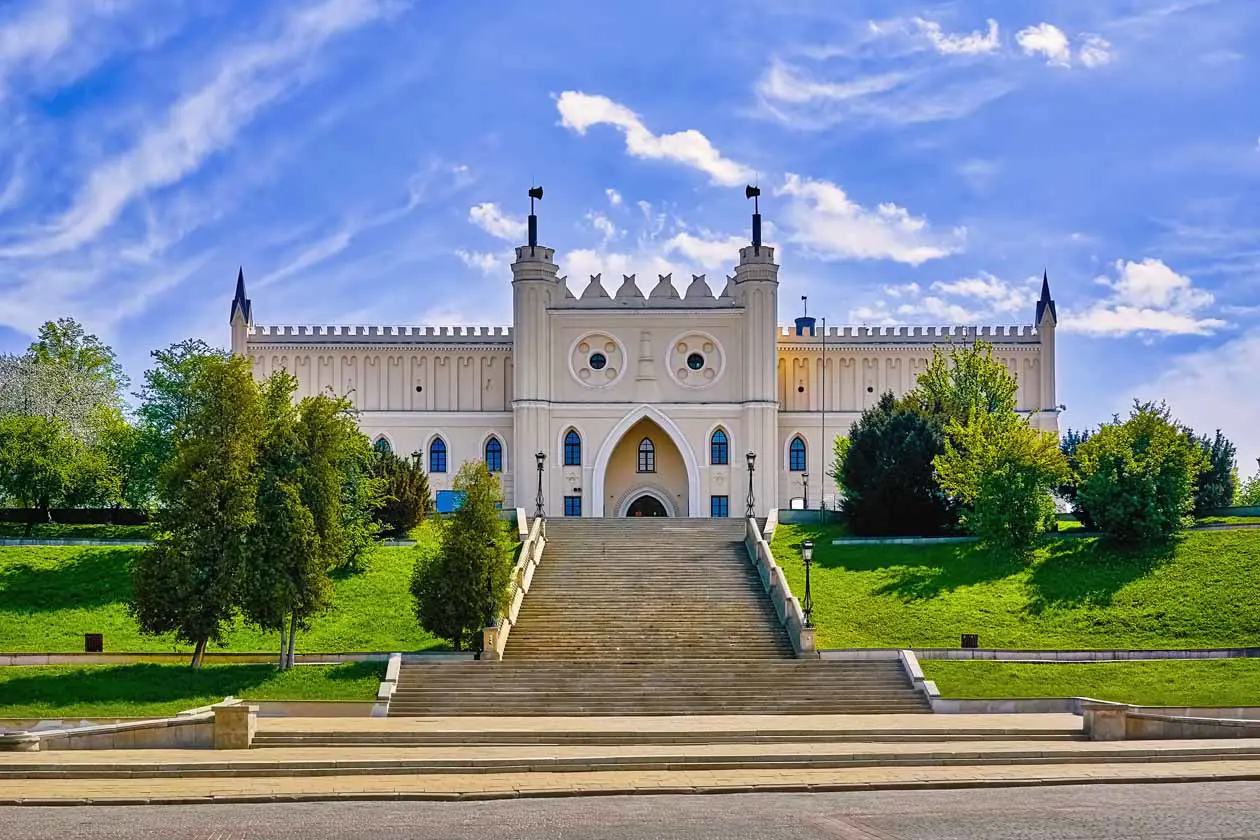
[230,266,252,325]
[1036,268,1057,326]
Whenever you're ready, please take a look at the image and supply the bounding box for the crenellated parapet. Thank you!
[778,324,1044,345]
[247,324,514,345]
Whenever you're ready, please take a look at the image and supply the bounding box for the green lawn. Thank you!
[0,522,467,654]
[772,523,1260,650]
[922,659,1260,707]
[0,523,153,540]
[0,662,384,718]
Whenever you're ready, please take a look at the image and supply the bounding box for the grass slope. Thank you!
[922,659,1260,707]
[0,662,384,718]
[772,523,1260,650]
[0,522,463,654]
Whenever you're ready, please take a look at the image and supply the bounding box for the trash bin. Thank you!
[84,633,103,653]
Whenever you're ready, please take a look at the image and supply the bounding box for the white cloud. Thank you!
[1132,333,1260,472]
[456,249,505,275]
[1077,34,1114,68]
[468,202,526,241]
[0,0,399,258]
[556,91,754,186]
[757,60,909,105]
[850,271,1038,325]
[777,173,965,265]
[605,188,622,206]
[931,271,1028,314]
[561,249,678,287]
[663,232,747,270]
[586,211,619,242]
[1016,23,1072,67]
[911,17,1000,55]
[1065,258,1226,336]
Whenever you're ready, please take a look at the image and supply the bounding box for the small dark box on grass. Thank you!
[84,633,103,653]
[961,633,979,649]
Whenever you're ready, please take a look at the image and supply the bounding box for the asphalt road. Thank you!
[4,782,1260,839]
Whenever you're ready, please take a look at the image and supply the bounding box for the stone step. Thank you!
[252,730,1084,747]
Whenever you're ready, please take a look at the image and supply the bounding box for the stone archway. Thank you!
[626,494,669,517]
[592,406,699,518]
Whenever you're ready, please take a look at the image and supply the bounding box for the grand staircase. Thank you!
[389,518,930,716]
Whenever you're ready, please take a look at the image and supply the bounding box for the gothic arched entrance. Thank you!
[591,406,700,518]
[627,495,669,517]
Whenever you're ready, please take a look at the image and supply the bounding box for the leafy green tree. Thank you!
[1238,459,1260,507]
[371,452,434,537]
[903,341,1019,429]
[1191,429,1237,516]
[935,408,1067,556]
[1058,427,1094,529]
[130,355,264,668]
[1073,401,1207,544]
[0,415,84,518]
[28,317,128,399]
[410,462,511,651]
[92,409,157,509]
[835,392,956,536]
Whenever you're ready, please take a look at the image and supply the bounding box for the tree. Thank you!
[1058,427,1094,529]
[28,317,128,400]
[129,355,264,668]
[1238,459,1260,507]
[935,408,1067,556]
[1073,401,1207,544]
[92,409,157,510]
[1191,429,1237,516]
[410,462,511,651]
[0,415,84,518]
[834,392,956,536]
[0,353,119,443]
[903,340,1019,430]
[371,452,434,537]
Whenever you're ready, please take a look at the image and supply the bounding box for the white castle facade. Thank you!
[229,207,1060,518]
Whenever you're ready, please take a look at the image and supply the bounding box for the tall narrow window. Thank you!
[429,438,447,473]
[710,429,729,465]
[372,437,392,456]
[637,438,656,473]
[484,438,503,473]
[564,429,582,466]
[789,436,807,472]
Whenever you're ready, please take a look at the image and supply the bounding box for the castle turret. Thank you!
[732,187,780,515]
[229,267,252,355]
[1036,270,1058,431]
[511,188,562,512]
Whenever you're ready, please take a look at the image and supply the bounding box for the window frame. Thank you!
[484,437,503,473]
[710,495,729,518]
[710,428,729,466]
[637,437,656,473]
[789,436,807,472]
[563,495,582,517]
[563,429,582,466]
[429,438,448,473]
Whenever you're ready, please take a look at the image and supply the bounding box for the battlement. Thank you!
[247,325,514,345]
[778,324,1043,344]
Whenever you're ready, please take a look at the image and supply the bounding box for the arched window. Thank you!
[710,429,729,465]
[429,437,447,473]
[563,429,582,466]
[372,437,392,456]
[637,438,656,473]
[789,436,807,472]
[484,437,503,473]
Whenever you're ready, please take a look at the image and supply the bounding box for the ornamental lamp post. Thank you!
[745,451,757,518]
[534,451,546,520]
[802,472,809,511]
[801,539,814,628]
[410,449,421,469]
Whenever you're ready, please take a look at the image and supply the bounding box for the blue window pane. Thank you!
[710,495,729,518]
[563,496,582,517]
[429,438,447,473]
[372,437,392,456]
[637,438,655,473]
[485,438,503,472]
[710,429,729,465]
[789,437,807,472]
[564,430,582,466]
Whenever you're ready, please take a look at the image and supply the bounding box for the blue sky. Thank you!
[0,0,1257,468]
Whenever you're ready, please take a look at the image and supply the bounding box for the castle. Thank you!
[229,199,1060,517]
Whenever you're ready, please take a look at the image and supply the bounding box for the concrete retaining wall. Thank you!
[1083,701,1260,740]
[818,647,1260,662]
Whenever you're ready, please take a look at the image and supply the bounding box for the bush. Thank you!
[1191,429,1237,516]
[1058,428,1094,529]
[1074,401,1207,544]
[835,392,956,536]
[1239,460,1260,507]
[371,453,434,537]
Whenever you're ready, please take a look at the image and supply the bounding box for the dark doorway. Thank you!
[627,495,668,517]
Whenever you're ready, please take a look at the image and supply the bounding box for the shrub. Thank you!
[1191,429,1237,516]
[371,453,434,537]
[1074,401,1207,544]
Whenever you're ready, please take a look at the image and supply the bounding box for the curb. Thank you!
[2,771,1258,806]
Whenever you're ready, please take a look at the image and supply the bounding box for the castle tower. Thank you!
[1035,270,1058,433]
[229,267,253,356]
[511,189,562,511]
[730,190,780,516]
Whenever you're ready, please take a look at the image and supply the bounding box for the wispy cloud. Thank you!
[1065,258,1227,336]
[469,202,526,241]
[850,272,1038,324]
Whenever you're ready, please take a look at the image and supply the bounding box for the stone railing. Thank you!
[744,515,814,657]
[0,699,256,751]
[482,511,546,661]
[1083,701,1260,741]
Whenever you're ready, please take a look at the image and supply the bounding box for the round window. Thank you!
[686,352,705,371]
[589,352,607,371]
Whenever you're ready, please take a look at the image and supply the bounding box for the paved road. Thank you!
[4,782,1260,839]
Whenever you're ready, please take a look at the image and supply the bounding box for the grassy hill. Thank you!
[771,523,1260,650]
[0,523,466,654]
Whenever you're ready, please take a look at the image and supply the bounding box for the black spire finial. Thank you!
[745,184,761,255]
[1036,268,1057,326]
[527,186,543,254]
[230,266,252,324]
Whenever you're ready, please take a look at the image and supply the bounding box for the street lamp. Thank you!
[745,451,757,518]
[534,451,546,520]
[801,540,814,627]
[410,449,421,469]
[802,472,809,511]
